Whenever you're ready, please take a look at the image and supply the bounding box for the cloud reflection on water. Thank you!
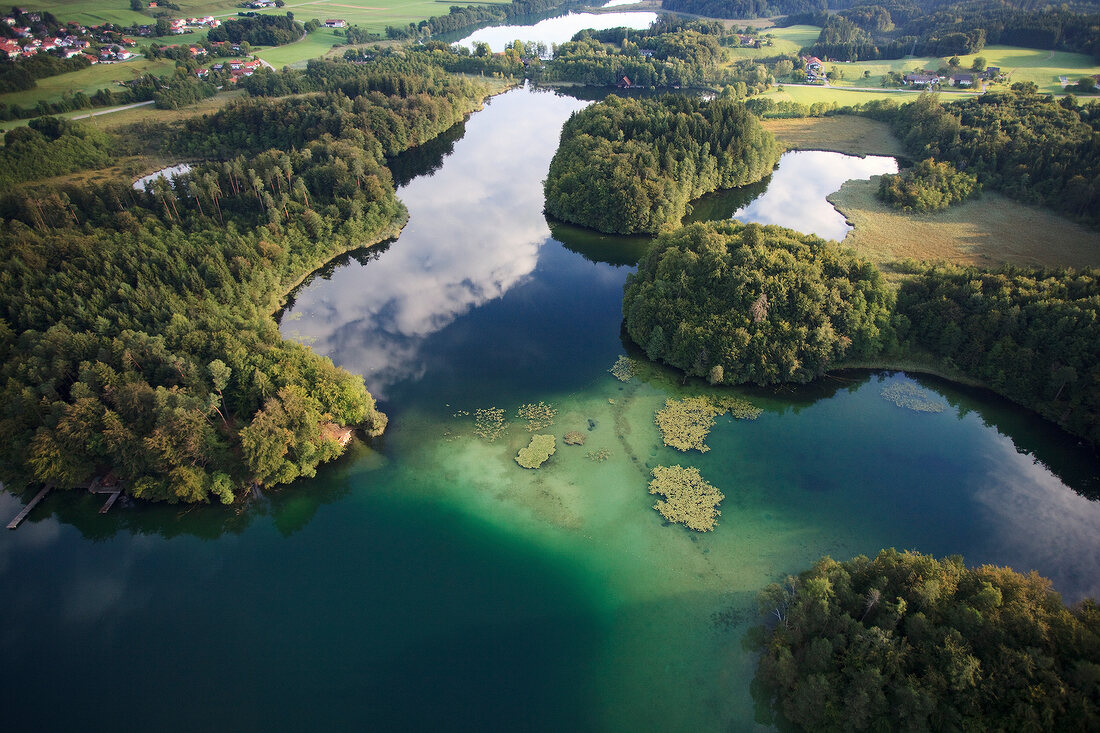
[734,150,897,241]
[281,89,590,398]
[971,433,1100,602]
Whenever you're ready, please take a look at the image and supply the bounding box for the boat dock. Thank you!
[6,485,52,530]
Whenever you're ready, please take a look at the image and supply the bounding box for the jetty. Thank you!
[6,485,52,530]
[99,491,122,514]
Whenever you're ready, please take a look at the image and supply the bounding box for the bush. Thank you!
[878,158,979,212]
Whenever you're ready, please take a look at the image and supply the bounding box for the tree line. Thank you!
[867,90,1100,229]
[544,94,782,234]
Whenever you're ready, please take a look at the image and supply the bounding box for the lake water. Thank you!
[454,11,658,52]
[3,84,1099,732]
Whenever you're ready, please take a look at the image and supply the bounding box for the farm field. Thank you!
[763,84,944,106]
[761,115,905,158]
[0,56,177,108]
[829,177,1100,271]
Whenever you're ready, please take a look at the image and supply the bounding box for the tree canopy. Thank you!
[757,549,1100,731]
[623,221,896,383]
[544,95,781,234]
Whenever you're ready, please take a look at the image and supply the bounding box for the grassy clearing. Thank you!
[724,24,818,61]
[761,115,905,158]
[792,45,1100,96]
[829,177,1100,271]
[0,57,177,108]
[257,27,348,67]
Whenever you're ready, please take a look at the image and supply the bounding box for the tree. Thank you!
[970,56,986,72]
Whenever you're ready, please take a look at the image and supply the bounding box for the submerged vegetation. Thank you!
[757,550,1100,731]
[881,381,948,413]
[649,464,724,531]
[518,402,557,432]
[516,434,557,469]
[474,408,507,443]
[655,396,721,453]
[609,355,636,382]
[544,95,782,234]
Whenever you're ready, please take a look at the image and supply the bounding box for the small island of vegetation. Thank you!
[877,157,979,212]
[543,95,782,234]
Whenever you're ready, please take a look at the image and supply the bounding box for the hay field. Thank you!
[829,177,1100,271]
[761,115,905,157]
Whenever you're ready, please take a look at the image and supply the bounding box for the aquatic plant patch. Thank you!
[649,465,724,532]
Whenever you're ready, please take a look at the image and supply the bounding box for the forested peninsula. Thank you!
[0,57,495,503]
[756,550,1100,730]
[544,95,782,234]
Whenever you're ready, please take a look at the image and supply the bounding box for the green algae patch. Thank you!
[649,465,724,532]
[517,434,557,469]
[587,448,611,462]
[563,431,587,446]
[518,402,557,431]
[655,396,720,453]
[610,355,636,382]
[474,407,507,442]
[712,395,764,421]
[881,382,947,413]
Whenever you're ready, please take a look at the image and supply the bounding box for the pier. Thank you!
[6,485,52,530]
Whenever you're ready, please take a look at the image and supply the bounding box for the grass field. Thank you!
[761,115,905,158]
[724,24,818,60]
[763,84,936,106]
[776,44,1100,97]
[829,177,1100,271]
[0,57,177,108]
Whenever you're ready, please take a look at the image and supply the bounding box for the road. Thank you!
[70,100,156,119]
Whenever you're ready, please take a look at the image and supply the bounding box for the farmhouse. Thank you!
[904,72,939,87]
[950,73,974,87]
[324,19,347,28]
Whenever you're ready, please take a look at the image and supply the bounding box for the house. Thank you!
[324,19,346,28]
[189,45,206,56]
[903,72,939,87]
[950,73,974,87]
[639,48,654,58]
[0,40,20,57]
[1060,75,1069,86]
[195,67,209,77]
[617,75,632,88]
[804,55,822,71]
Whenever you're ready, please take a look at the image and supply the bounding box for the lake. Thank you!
[2,85,1098,732]
[453,11,658,53]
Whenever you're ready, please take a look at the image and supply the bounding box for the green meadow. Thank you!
[0,56,177,108]
[724,24,818,60]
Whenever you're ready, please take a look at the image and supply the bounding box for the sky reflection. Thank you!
[281,88,590,398]
[734,150,897,241]
[454,11,657,52]
[970,435,1100,602]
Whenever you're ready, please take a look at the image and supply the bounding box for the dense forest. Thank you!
[535,17,777,91]
[872,91,1100,228]
[757,550,1100,731]
[544,95,782,233]
[207,14,304,47]
[622,221,896,383]
[895,262,1100,445]
[0,58,493,503]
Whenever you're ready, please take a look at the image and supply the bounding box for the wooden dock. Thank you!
[6,485,52,530]
[99,491,122,514]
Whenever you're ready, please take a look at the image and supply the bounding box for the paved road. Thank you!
[70,100,156,119]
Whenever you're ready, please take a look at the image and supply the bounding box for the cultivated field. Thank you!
[723,24,818,60]
[829,177,1100,271]
[761,115,905,158]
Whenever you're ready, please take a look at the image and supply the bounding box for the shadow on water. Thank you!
[9,439,386,541]
[387,117,469,188]
[548,218,653,267]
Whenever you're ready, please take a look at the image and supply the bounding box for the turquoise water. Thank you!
[2,85,1098,732]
